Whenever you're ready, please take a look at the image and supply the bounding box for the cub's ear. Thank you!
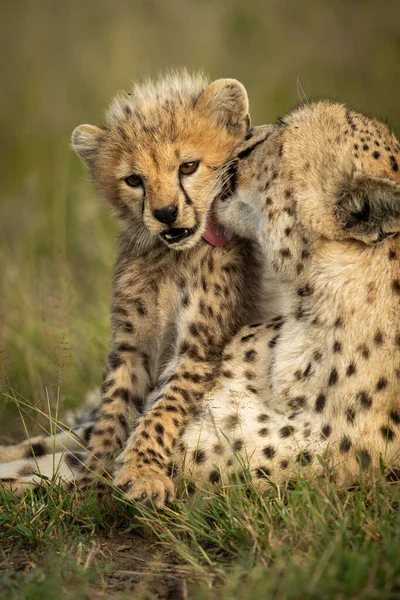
[196,78,249,135]
[71,124,104,171]
[336,173,400,244]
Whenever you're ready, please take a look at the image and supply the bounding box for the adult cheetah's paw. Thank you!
[113,464,175,508]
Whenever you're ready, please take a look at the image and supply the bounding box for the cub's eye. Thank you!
[179,161,199,175]
[124,174,143,188]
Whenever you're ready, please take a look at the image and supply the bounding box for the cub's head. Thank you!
[217,102,400,280]
[72,72,250,251]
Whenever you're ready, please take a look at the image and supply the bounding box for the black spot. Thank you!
[193,449,206,464]
[376,377,388,391]
[303,363,312,378]
[346,363,356,377]
[122,321,134,334]
[256,466,271,478]
[108,351,123,370]
[155,423,164,435]
[357,450,371,469]
[241,333,255,342]
[381,426,395,441]
[390,156,399,172]
[373,151,380,159]
[334,318,343,328]
[358,344,370,359]
[113,387,131,403]
[225,414,240,429]
[133,298,147,316]
[233,439,243,452]
[346,408,356,424]
[388,249,397,260]
[257,413,269,423]
[245,349,257,362]
[269,334,280,348]
[328,369,338,386]
[358,391,372,409]
[289,395,306,409]
[263,445,276,459]
[321,424,332,438]
[280,426,294,438]
[374,331,384,345]
[213,444,223,455]
[247,385,258,394]
[296,451,313,465]
[314,393,326,413]
[118,343,136,353]
[340,436,352,453]
[83,425,94,442]
[390,410,400,424]
[280,460,288,469]
[280,248,291,258]
[392,280,400,295]
[209,470,220,484]
[28,442,46,458]
[65,452,85,471]
[333,341,342,353]
[258,428,269,437]
[244,370,256,380]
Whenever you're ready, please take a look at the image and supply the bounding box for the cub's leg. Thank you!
[113,253,249,507]
[82,287,159,488]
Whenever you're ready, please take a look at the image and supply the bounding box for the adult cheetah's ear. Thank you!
[195,79,249,136]
[71,124,104,171]
[336,173,400,244]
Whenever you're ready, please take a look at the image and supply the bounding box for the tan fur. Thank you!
[182,101,400,488]
[2,99,399,502]
[67,72,268,506]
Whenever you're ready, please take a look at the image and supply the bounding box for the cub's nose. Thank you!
[153,204,178,225]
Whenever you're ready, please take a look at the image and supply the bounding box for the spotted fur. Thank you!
[2,100,400,503]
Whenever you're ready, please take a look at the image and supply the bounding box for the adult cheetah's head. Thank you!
[71,71,250,251]
[217,101,400,280]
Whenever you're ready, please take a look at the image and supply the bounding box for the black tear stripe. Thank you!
[141,189,146,215]
[237,132,272,160]
[179,176,193,205]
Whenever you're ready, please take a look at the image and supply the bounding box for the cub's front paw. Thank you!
[113,464,175,508]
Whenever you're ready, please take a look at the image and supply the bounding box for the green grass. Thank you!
[2,1,400,597]
[1,471,400,598]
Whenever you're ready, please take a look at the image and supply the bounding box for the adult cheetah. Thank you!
[1,101,399,503]
[181,101,400,489]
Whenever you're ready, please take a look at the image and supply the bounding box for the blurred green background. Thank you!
[1,0,400,438]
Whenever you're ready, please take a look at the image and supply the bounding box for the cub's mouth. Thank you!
[160,226,199,245]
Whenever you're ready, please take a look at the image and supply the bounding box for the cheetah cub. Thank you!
[0,73,277,505]
[178,101,400,488]
[73,72,277,505]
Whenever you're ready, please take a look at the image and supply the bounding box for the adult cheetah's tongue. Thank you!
[202,211,233,247]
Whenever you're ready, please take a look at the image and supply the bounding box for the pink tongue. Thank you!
[202,215,234,247]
